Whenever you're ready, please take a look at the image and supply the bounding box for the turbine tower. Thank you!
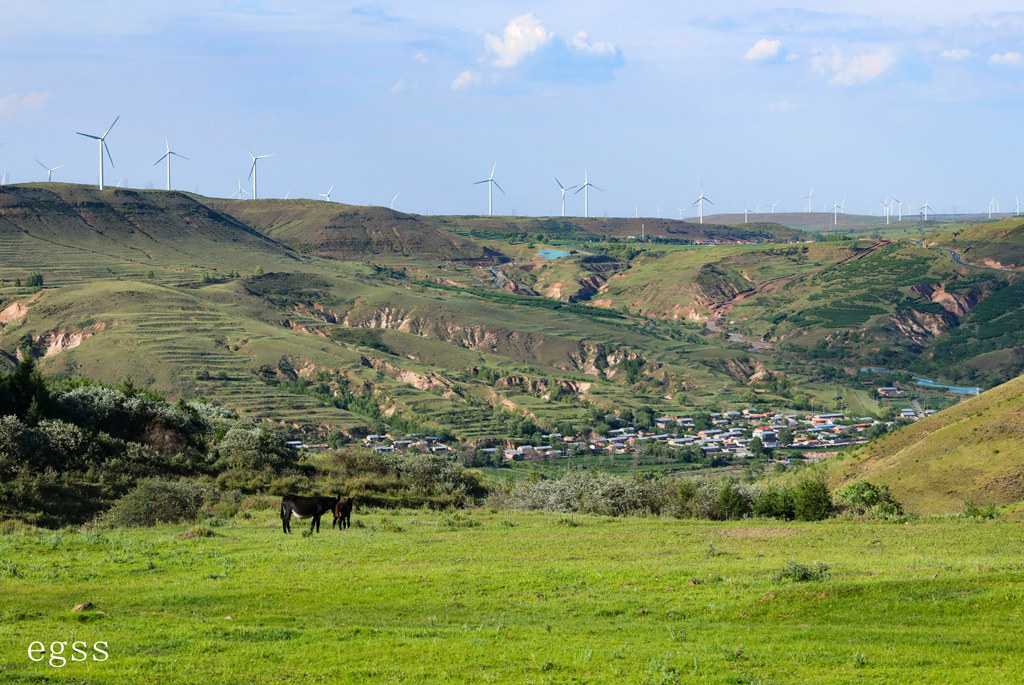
[833,200,841,226]
[893,199,902,222]
[76,116,119,190]
[770,200,780,214]
[243,143,276,200]
[574,168,601,218]
[474,161,503,216]
[319,185,334,202]
[152,136,188,191]
[35,159,64,182]
[555,178,577,217]
[691,184,713,224]
[390,192,400,210]
[804,187,814,213]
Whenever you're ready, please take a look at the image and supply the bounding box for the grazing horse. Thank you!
[280,493,340,534]
[333,497,354,530]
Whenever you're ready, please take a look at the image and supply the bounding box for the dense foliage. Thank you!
[0,358,302,526]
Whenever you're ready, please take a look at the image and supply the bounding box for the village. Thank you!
[358,404,928,464]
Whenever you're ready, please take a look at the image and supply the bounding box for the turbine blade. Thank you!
[248,160,257,180]
[36,159,47,170]
[104,141,114,168]
[242,143,255,158]
[101,116,119,139]
[592,184,603,192]
[52,165,64,171]
[555,177,565,190]
[473,179,489,185]
[153,152,169,165]
[493,180,505,194]
[327,185,334,194]
[705,198,714,205]
[77,132,100,140]
[170,152,189,160]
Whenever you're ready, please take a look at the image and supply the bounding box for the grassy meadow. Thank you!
[2,508,1023,683]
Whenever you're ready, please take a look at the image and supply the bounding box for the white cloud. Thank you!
[939,48,972,61]
[989,51,1022,66]
[484,13,552,67]
[745,38,782,62]
[767,100,799,111]
[451,70,482,90]
[390,79,408,94]
[413,52,428,63]
[0,91,52,115]
[811,47,895,86]
[571,31,616,55]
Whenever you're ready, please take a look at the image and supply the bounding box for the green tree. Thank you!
[793,477,833,521]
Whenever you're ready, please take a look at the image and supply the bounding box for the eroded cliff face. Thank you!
[886,311,952,348]
[334,304,655,380]
[911,283,979,318]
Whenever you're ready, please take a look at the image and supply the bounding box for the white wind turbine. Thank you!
[555,178,577,217]
[893,199,902,221]
[920,200,934,221]
[743,204,750,224]
[35,159,64,182]
[804,187,814,213]
[880,199,891,225]
[390,192,400,210]
[230,178,250,200]
[319,185,334,202]
[832,200,842,226]
[152,136,188,191]
[770,200,780,214]
[474,161,503,216]
[691,184,713,224]
[243,143,275,200]
[1016,196,1020,217]
[574,168,601,218]
[76,116,119,190]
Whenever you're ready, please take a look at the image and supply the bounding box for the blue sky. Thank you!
[1,1,1023,218]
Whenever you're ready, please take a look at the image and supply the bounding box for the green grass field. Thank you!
[2,509,1023,683]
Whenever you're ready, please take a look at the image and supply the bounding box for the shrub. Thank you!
[839,481,903,517]
[774,560,830,583]
[716,481,753,520]
[101,479,210,527]
[793,477,833,521]
[752,485,795,520]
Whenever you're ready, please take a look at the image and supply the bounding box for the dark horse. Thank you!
[280,493,340,534]
[333,497,354,530]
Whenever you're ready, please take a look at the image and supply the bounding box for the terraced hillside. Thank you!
[2,184,794,440]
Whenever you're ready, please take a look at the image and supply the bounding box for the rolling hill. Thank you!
[819,371,1024,514]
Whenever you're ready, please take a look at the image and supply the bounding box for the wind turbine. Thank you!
[390,192,400,210]
[243,143,275,200]
[474,161,503,216]
[230,178,250,200]
[76,116,118,190]
[770,200,780,214]
[152,136,188,191]
[893,199,902,221]
[880,200,891,225]
[555,178,577,217]
[1016,196,1020,217]
[35,159,64,182]
[920,200,934,221]
[691,184,713,224]
[804,187,814,213]
[318,185,334,202]
[574,168,601,218]
[743,204,750,224]
[833,200,842,226]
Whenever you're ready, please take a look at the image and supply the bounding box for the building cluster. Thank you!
[341,407,924,462]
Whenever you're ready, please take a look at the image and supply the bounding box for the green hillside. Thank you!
[816,372,1024,513]
[4,183,1024,447]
